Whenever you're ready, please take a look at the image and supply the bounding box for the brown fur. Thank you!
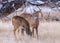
[12,16,32,37]
[20,11,40,38]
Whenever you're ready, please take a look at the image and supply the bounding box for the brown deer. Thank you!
[20,10,40,38]
[12,16,32,38]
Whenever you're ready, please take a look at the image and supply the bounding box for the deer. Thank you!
[19,10,40,38]
[12,16,32,39]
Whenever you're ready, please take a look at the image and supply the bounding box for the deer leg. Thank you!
[32,27,34,37]
[13,26,19,43]
[17,29,20,33]
[13,27,17,36]
[36,27,38,38]
[21,28,24,35]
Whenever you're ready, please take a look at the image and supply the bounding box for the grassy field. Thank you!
[0,21,60,43]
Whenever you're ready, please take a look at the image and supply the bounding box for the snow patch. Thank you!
[35,1,45,4]
[41,7,52,12]
[0,4,2,9]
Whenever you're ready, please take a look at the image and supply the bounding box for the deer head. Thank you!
[32,9,41,17]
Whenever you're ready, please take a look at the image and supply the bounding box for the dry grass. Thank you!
[0,21,60,43]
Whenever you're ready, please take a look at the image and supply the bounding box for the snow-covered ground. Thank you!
[0,21,60,43]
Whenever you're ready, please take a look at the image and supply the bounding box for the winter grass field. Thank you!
[0,21,60,43]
